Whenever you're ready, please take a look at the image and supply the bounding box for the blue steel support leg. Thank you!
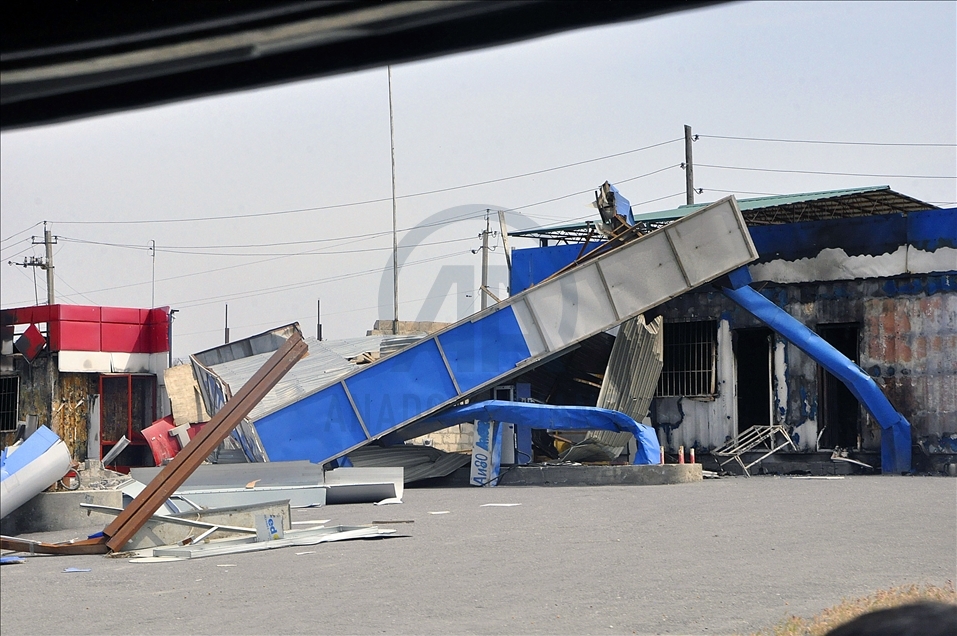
[720,275,911,473]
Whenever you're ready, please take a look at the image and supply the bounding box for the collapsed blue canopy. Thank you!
[386,400,660,465]
[0,425,62,482]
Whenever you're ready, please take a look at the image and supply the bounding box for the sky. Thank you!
[1,1,955,360]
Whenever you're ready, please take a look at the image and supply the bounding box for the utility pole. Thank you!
[388,65,399,336]
[224,304,230,344]
[478,211,495,311]
[167,309,179,368]
[317,298,323,341]
[10,222,57,305]
[684,124,695,205]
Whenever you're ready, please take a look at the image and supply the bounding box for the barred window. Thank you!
[0,376,19,431]
[656,321,717,398]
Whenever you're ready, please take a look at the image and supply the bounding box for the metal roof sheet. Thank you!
[513,186,938,239]
[208,334,419,421]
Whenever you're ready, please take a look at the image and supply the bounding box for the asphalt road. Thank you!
[1,475,954,635]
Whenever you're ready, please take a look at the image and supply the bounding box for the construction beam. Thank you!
[102,328,308,551]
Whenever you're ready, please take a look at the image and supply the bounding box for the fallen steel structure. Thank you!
[251,197,758,467]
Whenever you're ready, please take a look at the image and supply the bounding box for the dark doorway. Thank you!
[817,324,860,450]
[735,328,773,434]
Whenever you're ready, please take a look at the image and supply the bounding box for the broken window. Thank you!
[656,320,717,398]
[0,376,18,431]
[99,374,156,463]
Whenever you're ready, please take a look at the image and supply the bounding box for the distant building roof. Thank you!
[511,185,937,242]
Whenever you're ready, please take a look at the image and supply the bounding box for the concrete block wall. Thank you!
[409,422,475,453]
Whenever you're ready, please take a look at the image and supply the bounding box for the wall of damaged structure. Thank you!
[649,273,956,457]
[1,353,98,461]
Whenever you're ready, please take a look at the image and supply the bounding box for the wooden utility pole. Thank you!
[684,124,695,205]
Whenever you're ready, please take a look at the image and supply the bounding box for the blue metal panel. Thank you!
[749,214,905,262]
[255,383,367,463]
[510,242,602,294]
[345,338,457,437]
[907,207,956,252]
[0,426,61,480]
[437,306,531,393]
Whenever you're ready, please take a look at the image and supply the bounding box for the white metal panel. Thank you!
[524,263,618,351]
[597,231,687,317]
[57,350,111,373]
[665,197,757,287]
[510,299,548,357]
[110,352,151,373]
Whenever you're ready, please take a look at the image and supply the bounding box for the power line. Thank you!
[45,138,683,226]
[696,163,955,179]
[0,221,43,245]
[57,234,475,257]
[699,134,956,148]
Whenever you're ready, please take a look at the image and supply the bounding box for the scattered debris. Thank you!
[62,567,91,573]
[1,425,72,519]
[428,511,450,515]
[712,424,797,477]
[480,503,521,507]
[0,556,25,565]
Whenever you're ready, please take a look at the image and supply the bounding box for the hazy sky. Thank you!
[2,1,955,359]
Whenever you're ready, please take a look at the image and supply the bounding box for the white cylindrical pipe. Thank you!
[0,440,72,519]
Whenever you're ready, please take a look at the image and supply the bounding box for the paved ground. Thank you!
[1,475,954,635]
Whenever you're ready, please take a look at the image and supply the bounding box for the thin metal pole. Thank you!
[44,222,55,305]
[317,298,322,341]
[389,65,399,335]
[684,124,695,205]
[225,304,230,344]
[150,240,155,308]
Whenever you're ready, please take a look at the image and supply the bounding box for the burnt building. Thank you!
[1,305,171,469]
[510,186,956,472]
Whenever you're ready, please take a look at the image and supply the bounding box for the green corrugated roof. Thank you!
[630,185,893,222]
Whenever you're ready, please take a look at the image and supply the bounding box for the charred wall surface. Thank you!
[2,353,99,460]
[649,273,956,459]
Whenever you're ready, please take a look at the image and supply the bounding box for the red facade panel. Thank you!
[52,320,101,351]
[101,323,149,353]
[100,307,141,324]
[56,305,101,322]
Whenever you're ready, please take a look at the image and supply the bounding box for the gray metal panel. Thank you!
[597,314,664,422]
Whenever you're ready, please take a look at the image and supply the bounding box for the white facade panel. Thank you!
[58,350,112,373]
[666,197,757,287]
[525,263,618,351]
[110,352,151,373]
[510,299,548,357]
[598,231,687,318]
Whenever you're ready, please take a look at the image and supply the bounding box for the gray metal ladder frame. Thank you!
[712,424,797,476]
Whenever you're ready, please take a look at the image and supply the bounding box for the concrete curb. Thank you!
[0,490,122,535]
[497,463,702,486]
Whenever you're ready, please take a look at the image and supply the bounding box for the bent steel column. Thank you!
[721,279,911,474]
[253,196,758,467]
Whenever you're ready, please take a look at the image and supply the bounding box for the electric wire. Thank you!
[698,134,956,148]
[0,221,42,245]
[696,163,954,180]
[45,138,682,226]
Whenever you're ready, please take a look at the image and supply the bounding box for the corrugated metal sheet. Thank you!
[598,314,664,420]
[346,445,470,483]
[571,314,663,460]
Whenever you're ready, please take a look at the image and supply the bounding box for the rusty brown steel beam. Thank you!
[102,328,308,552]
[0,535,110,555]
